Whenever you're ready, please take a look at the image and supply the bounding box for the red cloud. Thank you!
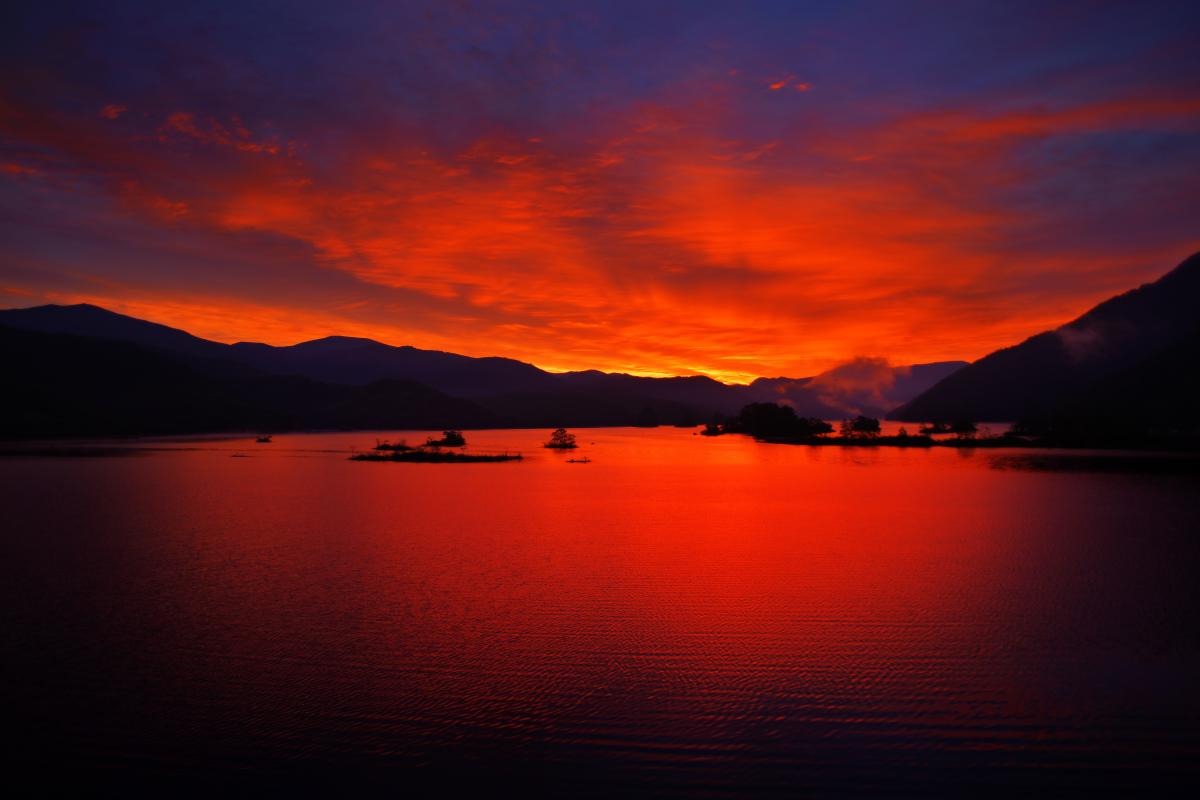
[2,86,1199,381]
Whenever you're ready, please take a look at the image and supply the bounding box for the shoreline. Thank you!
[749,433,1200,452]
[1,426,1198,459]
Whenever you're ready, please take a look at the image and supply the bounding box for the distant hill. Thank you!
[0,325,496,438]
[893,252,1200,426]
[230,336,559,397]
[553,371,750,421]
[0,304,556,395]
[0,302,231,359]
[0,303,966,435]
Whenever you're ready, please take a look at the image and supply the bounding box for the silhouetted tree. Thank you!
[736,402,800,436]
[799,418,835,436]
[425,430,466,447]
[949,419,977,439]
[726,403,835,439]
[544,427,578,448]
[841,416,881,438]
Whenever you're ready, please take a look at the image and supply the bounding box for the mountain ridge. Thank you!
[893,251,1200,424]
[0,303,962,424]
[0,325,498,438]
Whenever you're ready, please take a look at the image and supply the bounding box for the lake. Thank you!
[4,427,1199,795]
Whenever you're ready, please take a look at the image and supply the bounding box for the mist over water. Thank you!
[5,428,1200,795]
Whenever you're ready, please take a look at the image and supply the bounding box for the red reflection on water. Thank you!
[4,428,1199,791]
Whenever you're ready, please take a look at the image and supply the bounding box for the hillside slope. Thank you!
[893,252,1200,423]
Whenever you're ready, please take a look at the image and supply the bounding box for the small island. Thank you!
[357,430,515,461]
[544,428,578,449]
[709,404,989,447]
[702,402,1198,450]
[373,431,467,451]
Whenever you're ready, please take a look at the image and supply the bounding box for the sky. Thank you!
[2,0,1199,382]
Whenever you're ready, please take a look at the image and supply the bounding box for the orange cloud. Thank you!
[3,87,1199,382]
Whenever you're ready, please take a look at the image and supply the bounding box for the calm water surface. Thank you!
[4,428,1199,795]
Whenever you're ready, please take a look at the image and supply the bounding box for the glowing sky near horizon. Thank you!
[2,1,1199,381]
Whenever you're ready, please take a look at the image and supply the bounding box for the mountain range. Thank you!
[0,304,963,437]
[894,251,1200,431]
[6,251,1198,440]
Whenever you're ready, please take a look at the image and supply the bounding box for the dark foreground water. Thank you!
[4,428,1199,796]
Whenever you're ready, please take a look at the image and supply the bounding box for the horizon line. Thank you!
[0,300,971,386]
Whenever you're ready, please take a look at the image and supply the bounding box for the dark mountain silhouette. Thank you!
[889,362,974,407]
[555,371,749,416]
[0,302,231,359]
[893,252,1200,425]
[0,303,967,435]
[1058,327,1199,427]
[0,305,737,423]
[0,304,556,395]
[230,336,558,396]
[0,325,496,438]
[474,388,708,428]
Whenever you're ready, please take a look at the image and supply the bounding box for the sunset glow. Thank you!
[6,5,1200,796]
[2,2,1199,380]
